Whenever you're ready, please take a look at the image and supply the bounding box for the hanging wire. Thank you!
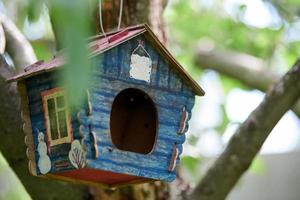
[98,0,107,39]
[132,43,152,60]
[117,0,123,30]
[98,0,124,39]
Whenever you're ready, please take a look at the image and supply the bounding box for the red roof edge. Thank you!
[7,24,205,96]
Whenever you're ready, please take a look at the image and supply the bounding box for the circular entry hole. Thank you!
[110,88,157,154]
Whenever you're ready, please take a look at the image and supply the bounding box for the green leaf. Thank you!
[0,152,31,200]
[249,156,266,175]
[50,0,92,109]
[27,0,44,22]
[181,155,200,173]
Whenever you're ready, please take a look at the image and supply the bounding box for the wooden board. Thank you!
[23,33,196,182]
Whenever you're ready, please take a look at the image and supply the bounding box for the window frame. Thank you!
[41,88,72,146]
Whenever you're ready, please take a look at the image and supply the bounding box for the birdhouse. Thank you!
[8,24,205,187]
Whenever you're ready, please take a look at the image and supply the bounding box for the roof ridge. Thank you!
[7,24,205,96]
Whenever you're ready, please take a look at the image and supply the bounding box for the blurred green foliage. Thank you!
[181,156,202,182]
[249,156,267,175]
[0,152,31,200]
[165,0,300,70]
[31,41,53,61]
[49,0,92,109]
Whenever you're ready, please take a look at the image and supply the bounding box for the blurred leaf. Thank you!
[187,135,199,146]
[249,156,267,175]
[175,51,203,78]
[283,42,300,68]
[31,40,54,61]
[49,0,92,109]
[216,103,230,134]
[0,152,31,200]
[181,156,200,173]
[167,0,284,60]
[27,0,44,22]
[219,75,248,94]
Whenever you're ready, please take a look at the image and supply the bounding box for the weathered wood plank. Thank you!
[85,130,184,155]
[103,47,120,77]
[118,40,131,78]
[18,81,37,176]
[91,54,104,74]
[169,69,183,91]
[87,157,176,182]
[157,56,169,88]
[90,82,194,109]
[25,72,58,88]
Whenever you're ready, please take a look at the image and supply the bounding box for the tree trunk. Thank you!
[50,0,168,49]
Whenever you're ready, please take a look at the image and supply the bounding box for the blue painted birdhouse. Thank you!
[8,24,205,187]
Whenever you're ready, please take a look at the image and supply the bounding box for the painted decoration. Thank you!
[168,144,179,172]
[37,132,51,174]
[178,106,189,134]
[129,41,152,82]
[68,140,86,169]
[90,131,99,159]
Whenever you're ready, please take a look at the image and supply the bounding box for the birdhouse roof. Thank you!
[7,24,204,96]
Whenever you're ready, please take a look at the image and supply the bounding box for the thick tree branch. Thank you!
[0,23,5,54]
[188,59,300,200]
[194,45,279,91]
[0,12,36,69]
[194,45,300,117]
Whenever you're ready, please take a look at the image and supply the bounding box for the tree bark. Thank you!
[193,45,300,118]
[94,0,167,42]
[0,23,5,54]
[188,58,300,200]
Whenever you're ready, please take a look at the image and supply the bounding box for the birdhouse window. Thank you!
[110,88,157,154]
[41,88,72,146]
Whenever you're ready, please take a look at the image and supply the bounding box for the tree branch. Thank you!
[0,12,36,69]
[188,59,300,200]
[149,0,168,45]
[194,45,300,117]
[0,23,6,54]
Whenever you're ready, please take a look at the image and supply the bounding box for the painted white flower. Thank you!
[68,140,86,169]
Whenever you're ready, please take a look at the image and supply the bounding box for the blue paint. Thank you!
[23,32,197,183]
